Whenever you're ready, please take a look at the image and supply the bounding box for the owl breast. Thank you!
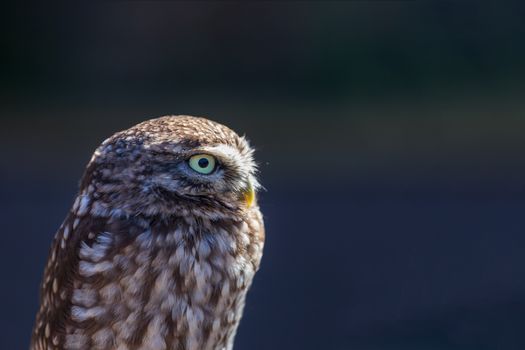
[65,214,264,350]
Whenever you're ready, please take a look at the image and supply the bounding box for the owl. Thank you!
[30,115,265,350]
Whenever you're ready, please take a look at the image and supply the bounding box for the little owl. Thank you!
[30,115,265,350]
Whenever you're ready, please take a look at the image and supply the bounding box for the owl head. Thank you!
[81,115,259,220]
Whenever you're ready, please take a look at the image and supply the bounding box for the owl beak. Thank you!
[242,181,255,208]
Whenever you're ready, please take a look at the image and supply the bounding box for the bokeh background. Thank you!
[2,1,525,349]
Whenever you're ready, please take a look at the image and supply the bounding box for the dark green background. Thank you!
[2,2,525,349]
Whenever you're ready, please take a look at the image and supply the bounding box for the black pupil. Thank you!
[198,158,209,168]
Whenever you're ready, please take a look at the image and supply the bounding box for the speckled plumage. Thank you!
[31,116,264,350]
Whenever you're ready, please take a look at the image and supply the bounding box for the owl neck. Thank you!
[71,203,253,350]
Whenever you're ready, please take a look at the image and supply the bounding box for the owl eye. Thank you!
[188,154,217,175]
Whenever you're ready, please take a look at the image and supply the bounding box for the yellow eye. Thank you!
[188,154,217,175]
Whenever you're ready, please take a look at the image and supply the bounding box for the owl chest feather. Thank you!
[61,215,262,350]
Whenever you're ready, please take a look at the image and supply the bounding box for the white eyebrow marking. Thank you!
[199,144,254,172]
[199,144,240,159]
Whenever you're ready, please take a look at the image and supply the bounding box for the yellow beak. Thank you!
[243,182,255,207]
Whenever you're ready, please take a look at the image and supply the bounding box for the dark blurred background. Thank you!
[2,1,525,349]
